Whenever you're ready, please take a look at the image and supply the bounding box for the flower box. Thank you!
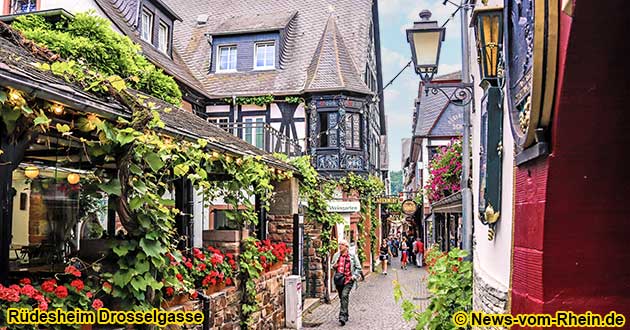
[204,283,226,295]
[161,293,189,308]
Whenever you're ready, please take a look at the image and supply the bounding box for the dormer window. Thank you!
[254,42,275,70]
[141,9,153,42]
[158,21,169,53]
[218,45,237,72]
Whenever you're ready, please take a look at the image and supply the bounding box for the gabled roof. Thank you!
[305,15,371,95]
[208,10,297,36]
[413,71,464,138]
[0,23,293,170]
[164,0,375,98]
[93,0,212,100]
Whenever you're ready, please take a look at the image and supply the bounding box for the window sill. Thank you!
[215,70,238,74]
[253,67,276,72]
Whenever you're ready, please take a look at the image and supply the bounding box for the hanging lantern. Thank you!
[67,173,81,185]
[24,166,39,179]
[51,103,65,115]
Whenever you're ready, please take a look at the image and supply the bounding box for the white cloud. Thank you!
[438,63,461,74]
[382,47,409,69]
[378,0,417,18]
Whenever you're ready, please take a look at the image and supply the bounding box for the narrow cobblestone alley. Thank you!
[303,258,429,330]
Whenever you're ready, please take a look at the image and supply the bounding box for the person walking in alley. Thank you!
[379,239,393,275]
[400,237,409,269]
[331,239,362,326]
[413,238,424,267]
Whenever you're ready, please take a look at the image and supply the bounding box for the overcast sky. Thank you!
[377,0,462,171]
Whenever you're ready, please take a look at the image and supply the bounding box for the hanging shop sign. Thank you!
[376,196,399,204]
[505,0,559,155]
[401,199,418,215]
[326,200,361,213]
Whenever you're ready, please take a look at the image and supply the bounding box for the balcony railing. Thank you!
[214,121,303,157]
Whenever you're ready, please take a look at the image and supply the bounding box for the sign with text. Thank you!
[326,200,361,213]
[376,197,399,204]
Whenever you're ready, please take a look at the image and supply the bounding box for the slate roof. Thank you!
[93,0,213,100]
[304,15,371,94]
[163,0,374,98]
[208,10,297,36]
[413,71,464,138]
[0,23,293,170]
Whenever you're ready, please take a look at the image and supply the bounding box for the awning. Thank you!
[430,191,462,213]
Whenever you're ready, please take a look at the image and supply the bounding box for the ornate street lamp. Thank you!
[406,10,445,83]
[407,10,474,106]
[472,7,504,85]
[472,6,505,240]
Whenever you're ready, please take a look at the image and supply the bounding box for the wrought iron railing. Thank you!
[213,121,303,156]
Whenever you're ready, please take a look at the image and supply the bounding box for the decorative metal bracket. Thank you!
[424,82,475,107]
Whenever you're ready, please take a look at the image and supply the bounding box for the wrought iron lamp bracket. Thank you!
[424,82,475,107]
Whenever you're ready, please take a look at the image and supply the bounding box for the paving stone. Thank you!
[302,258,429,329]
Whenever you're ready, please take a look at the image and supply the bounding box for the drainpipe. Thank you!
[459,0,473,260]
[197,290,212,330]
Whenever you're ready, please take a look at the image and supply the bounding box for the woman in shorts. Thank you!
[379,239,393,275]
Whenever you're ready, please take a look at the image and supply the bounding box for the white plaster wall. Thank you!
[192,189,205,247]
[11,172,29,246]
[469,2,514,290]
[206,105,230,113]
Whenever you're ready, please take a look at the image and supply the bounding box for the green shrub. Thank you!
[12,12,182,105]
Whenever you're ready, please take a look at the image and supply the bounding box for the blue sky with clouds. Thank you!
[377,0,462,170]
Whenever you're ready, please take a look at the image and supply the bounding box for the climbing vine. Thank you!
[275,154,343,256]
[339,173,384,264]
[12,12,183,106]
[220,95,305,107]
[0,20,293,317]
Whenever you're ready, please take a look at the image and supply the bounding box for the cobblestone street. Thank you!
[303,258,430,330]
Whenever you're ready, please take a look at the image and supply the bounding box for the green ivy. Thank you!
[394,247,472,330]
[284,96,304,104]
[276,154,343,256]
[238,237,264,327]
[223,95,275,107]
[339,173,384,264]
[12,12,183,106]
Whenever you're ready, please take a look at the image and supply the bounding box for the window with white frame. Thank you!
[218,45,237,72]
[10,0,37,14]
[141,10,153,42]
[244,117,265,148]
[254,42,275,69]
[158,21,169,53]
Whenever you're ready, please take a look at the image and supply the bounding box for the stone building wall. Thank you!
[206,265,289,330]
[472,268,509,330]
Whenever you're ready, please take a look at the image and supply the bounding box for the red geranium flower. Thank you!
[191,291,198,299]
[86,292,93,299]
[19,278,31,285]
[92,299,104,310]
[225,278,233,286]
[185,261,193,269]
[64,265,81,277]
[54,286,68,299]
[41,280,56,293]
[197,263,206,271]
[38,299,48,311]
[70,279,84,292]
[20,285,37,298]
[176,273,183,282]
[165,287,174,296]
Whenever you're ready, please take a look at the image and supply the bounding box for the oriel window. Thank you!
[345,113,361,149]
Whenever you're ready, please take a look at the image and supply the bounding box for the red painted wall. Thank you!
[512,0,630,324]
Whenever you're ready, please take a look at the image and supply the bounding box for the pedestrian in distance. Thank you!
[379,238,393,275]
[414,238,424,267]
[392,236,399,257]
[331,239,362,326]
[408,236,416,266]
[400,237,408,269]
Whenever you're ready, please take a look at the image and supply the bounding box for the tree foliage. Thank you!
[12,12,182,106]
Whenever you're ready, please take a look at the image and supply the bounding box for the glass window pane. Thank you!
[353,114,360,148]
[141,11,153,42]
[158,23,168,53]
[244,118,253,144]
[229,47,237,70]
[255,118,264,148]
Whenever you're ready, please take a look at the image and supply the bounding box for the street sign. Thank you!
[326,200,361,213]
[401,199,418,215]
[376,196,399,204]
